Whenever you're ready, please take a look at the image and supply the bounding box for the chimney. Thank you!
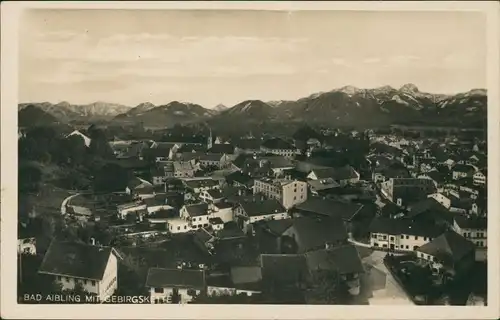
[90,238,96,246]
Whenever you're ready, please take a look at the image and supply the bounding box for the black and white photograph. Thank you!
[2,1,499,319]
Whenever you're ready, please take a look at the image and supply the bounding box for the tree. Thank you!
[306,269,352,304]
[93,163,132,193]
[88,127,114,160]
[18,163,43,193]
[18,253,63,303]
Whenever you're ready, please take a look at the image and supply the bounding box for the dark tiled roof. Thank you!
[225,171,254,186]
[259,156,294,169]
[452,164,476,173]
[291,216,348,253]
[295,197,363,221]
[145,268,206,289]
[260,254,308,284]
[261,138,295,150]
[305,245,365,275]
[207,189,223,199]
[231,154,253,170]
[239,199,286,217]
[38,241,114,280]
[259,219,294,236]
[416,231,475,264]
[407,198,447,219]
[183,179,218,189]
[369,217,443,237]
[209,217,224,225]
[185,203,209,217]
[235,139,262,150]
[454,215,487,230]
[208,144,235,154]
[230,266,263,285]
[199,153,223,162]
[380,202,404,218]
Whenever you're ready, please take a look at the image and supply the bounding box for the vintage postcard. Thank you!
[1,1,499,319]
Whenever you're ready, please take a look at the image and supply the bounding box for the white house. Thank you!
[144,198,174,215]
[146,268,206,304]
[427,193,451,209]
[117,202,147,220]
[38,241,120,301]
[66,130,91,147]
[368,217,442,252]
[473,171,486,186]
[180,203,211,230]
[199,189,224,204]
[18,237,37,255]
[166,218,192,234]
[235,198,289,232]
[208,202,234,223]
[452,215,487,250]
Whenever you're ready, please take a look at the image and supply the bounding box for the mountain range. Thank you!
[18,101,131,122]
[18,84,487,130]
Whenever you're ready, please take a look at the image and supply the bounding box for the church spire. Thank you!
[207,127,213,150]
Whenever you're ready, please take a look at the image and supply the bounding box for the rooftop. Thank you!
[239,198,286,217]
[38,241,116,280]
[416,231,476,265]
[145,268,206,289]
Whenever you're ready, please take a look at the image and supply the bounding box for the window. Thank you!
[400,235,404,239]
[84,279,88,285]
[390,236,394,241]
[406,235,409,239]
[414,236,418,240]
[382,244,387,248]
[177,226,180,231]
[406,245,409,249]
[91,280,96,286]
[154,287,164,293]
[293,196,297,200]
[374,243,379,247]
[187,289,196,296]
[184,226,187,230]
[413,246,418,250]
[382,235,387,240]
[372,234,377,239]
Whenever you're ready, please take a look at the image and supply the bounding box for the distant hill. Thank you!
[113,101,214,128]
[18,101,131,123]
[18,105,61,127]
[22,84,487,132]
[206,84,487,131]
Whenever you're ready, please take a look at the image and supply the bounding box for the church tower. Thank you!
[207,128,213,151]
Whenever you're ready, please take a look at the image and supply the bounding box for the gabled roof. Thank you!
[184,203,209,217]
[239,198,286,217]
[127,177,153,190]
[290,216,348,253]
[225,171,254,186]
[310,165,358,181]
[235,139,262,150]
[307,179,340,191]
[369,217,443,237]
[38,241,115,280]
[199,153,223,162]
[260,254,308,285]
[230,266,263,285]
[454,215,487,230]
[145,268,206,289]
[452,164,476,173]
[183,179,219,190]
[208,144,235,154]
[261,138,295,150]
[416,231,475,264]
[304,245,365,275]
[259,156,294,169]
[258,218,295,236]
[206,189,223,199]
[294,197,363,221]
[407,197,448,219]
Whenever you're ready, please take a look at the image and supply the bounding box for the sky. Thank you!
[19,9,486,108]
